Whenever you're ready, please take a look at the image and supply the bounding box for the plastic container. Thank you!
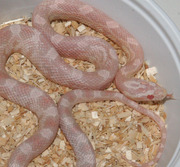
[0,0,180,166]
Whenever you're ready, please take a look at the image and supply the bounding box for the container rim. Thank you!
[0,0,180,166]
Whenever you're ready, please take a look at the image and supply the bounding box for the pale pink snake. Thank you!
[0,0,167,166]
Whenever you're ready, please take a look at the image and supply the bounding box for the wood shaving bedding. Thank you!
[0,17,166,167]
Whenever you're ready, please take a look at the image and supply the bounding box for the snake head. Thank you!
[116,78,167,102]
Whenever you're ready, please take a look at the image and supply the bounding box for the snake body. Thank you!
[0,0,167,166]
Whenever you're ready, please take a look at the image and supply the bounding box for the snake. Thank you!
[0,0,167,166]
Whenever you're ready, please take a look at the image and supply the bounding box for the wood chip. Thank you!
[92,111,99,119]
[65,21,72,27]
[126,150,132,160]
[146,67,158,77]
[0,137,8,146]
[77,103,89,111]
[105,147,112,153]
[71,21,79,29]
[77,24,86,32]
[125,116,131,122]
[137,141,143,149]
[118,110,132,119]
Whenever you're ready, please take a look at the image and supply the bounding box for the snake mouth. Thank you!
[165,93,175,100]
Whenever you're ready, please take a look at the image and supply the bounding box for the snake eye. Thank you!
[147,95,154,100]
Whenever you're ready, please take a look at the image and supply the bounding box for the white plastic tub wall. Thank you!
[0,0,180,166]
